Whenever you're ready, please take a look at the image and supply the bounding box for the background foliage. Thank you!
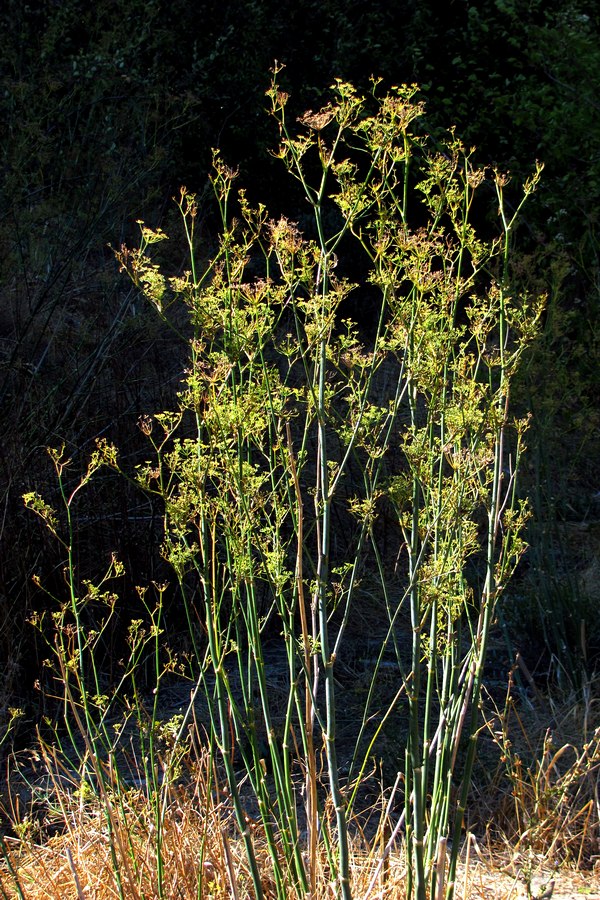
[1,0,599,749]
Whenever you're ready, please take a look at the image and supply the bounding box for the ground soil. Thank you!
[462,859,600,900]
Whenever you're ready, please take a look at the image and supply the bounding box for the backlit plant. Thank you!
[23,69,544,900]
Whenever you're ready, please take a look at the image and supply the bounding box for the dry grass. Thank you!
[0,763,405,899]
[1,684,599,899]
[1,746,599,899]
[2,811,599,900]
[474,677,600,875]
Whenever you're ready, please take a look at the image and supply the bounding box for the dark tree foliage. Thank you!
[0,0,598,739]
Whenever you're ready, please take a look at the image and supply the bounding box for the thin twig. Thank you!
[65,847,86,900]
